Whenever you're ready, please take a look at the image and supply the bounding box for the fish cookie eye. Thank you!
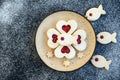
[89,13,93,16]
[100,35,104,39]
[95,58,99,62]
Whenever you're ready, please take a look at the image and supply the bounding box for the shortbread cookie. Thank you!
[97,32,117,44]
[91,55,112,70]
[85,4,106,21]
[54,45,76,59]
[72,30,87,51]
[56,20,77,34]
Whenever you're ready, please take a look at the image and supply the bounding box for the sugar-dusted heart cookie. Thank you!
[47,28,60,48]
[56,20,77,34]
[54,45,76,59]
[72,30,87,51]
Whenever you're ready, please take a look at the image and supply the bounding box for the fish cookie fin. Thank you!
[105,60,112,70]
[98,4,106,14]
[111,32,117,43]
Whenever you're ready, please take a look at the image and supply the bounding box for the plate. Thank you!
[35,11,96,71]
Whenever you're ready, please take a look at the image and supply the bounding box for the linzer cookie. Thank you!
[91,55,112,70]
[35,11,96,71]
[85,4,106,21]
[97,32,117,44]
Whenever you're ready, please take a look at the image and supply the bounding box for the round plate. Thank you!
[35,11,96,71]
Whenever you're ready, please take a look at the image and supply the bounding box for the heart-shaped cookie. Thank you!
[56,20,77,34]
[54,45,76,59]
[72,30,87,51]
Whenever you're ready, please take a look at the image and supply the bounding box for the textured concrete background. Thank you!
[0,0,120,80]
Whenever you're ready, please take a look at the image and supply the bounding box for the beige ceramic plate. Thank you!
[35,11,96,71]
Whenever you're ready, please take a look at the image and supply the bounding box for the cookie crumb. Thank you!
[77,52,84,58]
[63,60,70,67]
[46,51,53,58]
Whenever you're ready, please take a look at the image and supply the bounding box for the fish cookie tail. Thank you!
[111,32,117,43]
[105,60,112,70]
[98,4,106,14]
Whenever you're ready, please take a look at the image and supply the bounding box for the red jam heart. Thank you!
[62,25,71,33]
[52,34,58,43]
[77,35,81,44]
[61,46,70,54]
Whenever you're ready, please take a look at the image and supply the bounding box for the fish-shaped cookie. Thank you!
[85,4,106,21]
[97,32,117,44]
[91,55,112,70]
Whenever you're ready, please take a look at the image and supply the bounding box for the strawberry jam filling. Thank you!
[62,25,71,33]
[100,35,104,39]
[89,13,92,16]
[61,46,70,54]
[95,58,99,62]
[61,37,64,41]
[77,35,81,44]
[52,34,58,43]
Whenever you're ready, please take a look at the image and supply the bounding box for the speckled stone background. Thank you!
[0,0,120,80]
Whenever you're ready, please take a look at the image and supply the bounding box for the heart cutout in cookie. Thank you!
[62,25,71,33]
[77,35,81,44]
[52,34,58,43]
[61,46,70,54]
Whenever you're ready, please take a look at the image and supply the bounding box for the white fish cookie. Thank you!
[91,55,112,70]
[97,32,117,44]
[85,4,106,21]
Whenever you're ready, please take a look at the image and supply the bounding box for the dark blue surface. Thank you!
[0,0,120,80]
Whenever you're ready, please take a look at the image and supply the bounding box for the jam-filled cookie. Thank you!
[97,32,117,44]
[85,4,106,21]
[91,55,112,70]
